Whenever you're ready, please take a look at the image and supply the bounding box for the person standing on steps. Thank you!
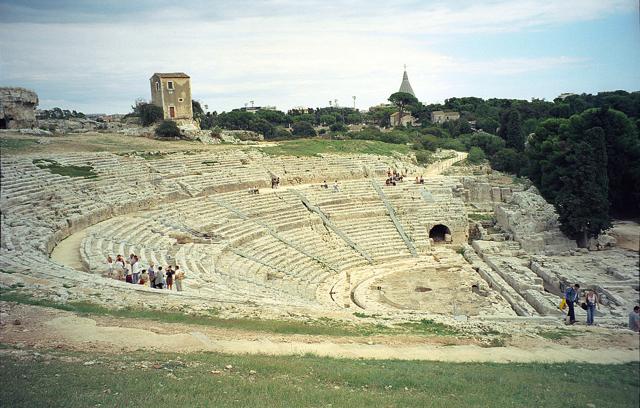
[175,266,185,292]
[166,265,175,290]
[154,266,164,289]
[585,288,599,325]
[565,283,580,324]
[629,306,640,332]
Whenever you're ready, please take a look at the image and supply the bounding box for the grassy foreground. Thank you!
[1,347,637,408]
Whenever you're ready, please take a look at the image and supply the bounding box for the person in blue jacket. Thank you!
[565,284,580,324]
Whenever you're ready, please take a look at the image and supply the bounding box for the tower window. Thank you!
[155,82,160,91]
[167,81,174,90]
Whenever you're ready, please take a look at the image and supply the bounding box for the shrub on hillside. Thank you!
[155,120,181,139]
[329,122,347,132]
[466,132,506,156]
[134,102,164,126]
[467,146,486,164]
[415,150,432,165]
[419,134,439,151]
[272,126,292,139]
[492,148,526,175]
[292,121,316,137]
[437,138,466,151]
[379,130,409,144]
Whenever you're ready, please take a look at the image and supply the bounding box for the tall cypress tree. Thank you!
[554,126,610,247]
[499,109,525,151]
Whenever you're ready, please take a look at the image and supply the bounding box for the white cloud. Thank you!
[0,0,634,112]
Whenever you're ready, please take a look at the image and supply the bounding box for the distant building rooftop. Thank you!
[151,72,190,79]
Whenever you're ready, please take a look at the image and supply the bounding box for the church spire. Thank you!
[398,65,415,97]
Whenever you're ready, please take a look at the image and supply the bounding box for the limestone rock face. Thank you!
[221,130,264,141]
[0,87,39,129]
[495,187,576,253]
[38,118,106,134]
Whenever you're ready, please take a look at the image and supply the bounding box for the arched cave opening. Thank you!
[429,224,451,243]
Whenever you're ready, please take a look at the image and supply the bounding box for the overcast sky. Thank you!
[1,0,639,114]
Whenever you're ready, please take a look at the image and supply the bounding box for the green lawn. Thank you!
[1,347,637,408]
[261,138,411,157]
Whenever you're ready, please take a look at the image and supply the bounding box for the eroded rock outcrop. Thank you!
[0,87,39,129]
[495,187,576,253]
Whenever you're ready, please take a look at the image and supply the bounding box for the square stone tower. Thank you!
[149,73,193,122]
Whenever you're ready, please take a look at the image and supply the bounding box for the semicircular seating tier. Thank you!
[1,150,470,310]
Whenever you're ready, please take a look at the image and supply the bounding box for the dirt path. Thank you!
[2,303,638,364]
[422,151,467,177]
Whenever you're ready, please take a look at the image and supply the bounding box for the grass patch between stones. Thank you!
[537,328,581,340]
[32,158,97,179]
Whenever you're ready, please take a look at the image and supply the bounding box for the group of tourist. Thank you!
[562,283,640,332]
[385,169,406,186]
[271,176,281,189]
[106,254,185,291]
[320,180,339,192]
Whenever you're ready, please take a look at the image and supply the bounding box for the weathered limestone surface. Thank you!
[0,87,38,129]
[495,187,576,253]
[38,118,105,134]
[0,150,435,315]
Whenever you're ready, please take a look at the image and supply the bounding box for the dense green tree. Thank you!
[576,108,640,216]
[192,100,205,122]
[319,114,337,126]
[388,92,418,127]
[466,132,505,156]
[467,147,486,164]
[554,126,610,247]
[272,126,292,139]
[155,120,181,138]
[345,112,363,125]
[491,148,526,175]
[419,134,439,151]
[251,118,275,139]
[329,122,347,132]
[131,102,164,126]
[527,118,569,202]
[291,121,316,137]
[476,117,499,134]
[255,109,288,125]
[499,109,525,151]
[366,105,395,127]
[443,118,472,137]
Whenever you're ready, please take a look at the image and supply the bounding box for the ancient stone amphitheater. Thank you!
[1,148,637,324]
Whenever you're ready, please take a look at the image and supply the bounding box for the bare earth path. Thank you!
[1,304,638,364]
